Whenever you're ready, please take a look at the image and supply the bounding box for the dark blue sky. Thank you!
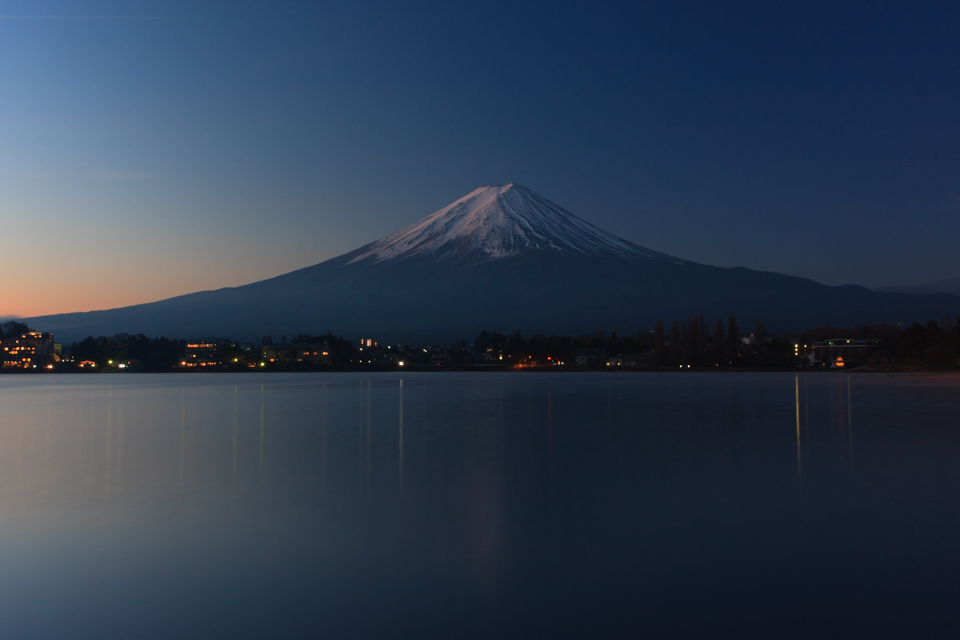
[3,0,958,316]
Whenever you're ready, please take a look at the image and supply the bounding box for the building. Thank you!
[181,342,219,368]
[429,350,452,365]
[573,348,605,367]
[262,341,331,365]
[607,354,639,368]
[2,331,55,368]
[811,338,882,367]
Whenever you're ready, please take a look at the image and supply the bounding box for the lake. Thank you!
[0,372,958,638]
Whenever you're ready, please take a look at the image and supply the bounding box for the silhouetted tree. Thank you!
[713,319,725,364]
[754,319,766,352]
[653,320,665,366]
[1,321,31,339]
[727,314,740,364]
[669,321,681,366]
[699,314,708,364]
[687,315,700,365]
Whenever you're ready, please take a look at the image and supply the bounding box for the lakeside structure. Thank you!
[811,338,884,368]
[261,338,332,366]
[181,342,219,368]
[1,331,59,369]
[2,317,958,372]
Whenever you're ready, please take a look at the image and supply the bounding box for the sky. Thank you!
[2,0,959,318]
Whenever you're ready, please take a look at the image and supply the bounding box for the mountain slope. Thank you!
[24,184,960,343]
[878,277,960,297]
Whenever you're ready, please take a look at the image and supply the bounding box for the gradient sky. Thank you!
[2,0,959,318]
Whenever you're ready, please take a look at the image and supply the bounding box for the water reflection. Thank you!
[366,379,372,489]
[179,388,185,489]
[795,376,802,489]
[847,375,853,450]
[232,386,237,493]
[398,378,404,497]
[259,384,264,496]
[320,381,328,494]
[0,373,958,639]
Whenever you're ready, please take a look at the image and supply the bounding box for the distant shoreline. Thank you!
[3,365,957,375]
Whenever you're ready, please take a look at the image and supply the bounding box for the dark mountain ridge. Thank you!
[878,277,960,297]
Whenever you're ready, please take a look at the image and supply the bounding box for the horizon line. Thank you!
[0,16,188,20]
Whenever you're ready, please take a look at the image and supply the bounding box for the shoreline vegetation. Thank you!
[3,315,960,374]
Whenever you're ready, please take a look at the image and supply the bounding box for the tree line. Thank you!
[4,315,960,371]
[0,321,31,339]
[800,317,960,366]
[472,314,790,368]
[71,334,187,371]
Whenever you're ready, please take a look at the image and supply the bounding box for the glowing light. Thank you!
[399,361,405,366]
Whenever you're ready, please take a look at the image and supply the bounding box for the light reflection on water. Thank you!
[0,372,959,639]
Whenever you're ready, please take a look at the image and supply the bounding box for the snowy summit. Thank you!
[348,183,682,265]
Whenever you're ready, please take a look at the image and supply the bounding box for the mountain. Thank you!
[877,277,960,297]
[345,184,681,265]
[25,183,960,343]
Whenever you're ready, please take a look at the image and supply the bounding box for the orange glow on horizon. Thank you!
[0,282,227,320]
[0,256,313,319]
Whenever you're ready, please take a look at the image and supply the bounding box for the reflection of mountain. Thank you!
[26,183,960,342]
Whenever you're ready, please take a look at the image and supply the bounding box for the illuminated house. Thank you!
[1,331,55,368]
[181,342,219,367]
[812,339,882,367]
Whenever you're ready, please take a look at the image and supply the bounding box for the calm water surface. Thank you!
[1,372,958,639]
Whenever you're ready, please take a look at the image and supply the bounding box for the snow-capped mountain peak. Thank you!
[348,183,681,264]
